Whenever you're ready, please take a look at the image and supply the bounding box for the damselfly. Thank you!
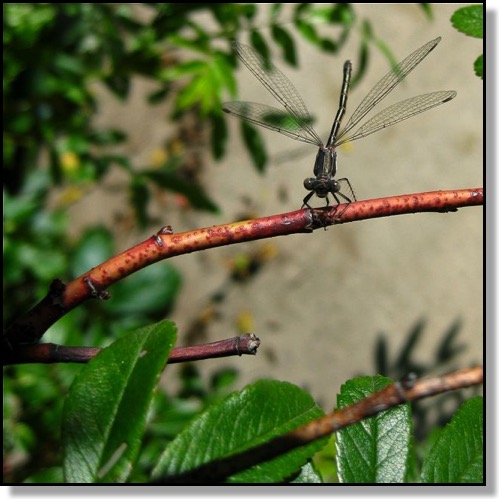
[222,37,456,207]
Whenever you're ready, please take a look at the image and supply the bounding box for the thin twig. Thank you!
[288,365,483,441]
[158,366,483,483]
[3,334,260,365]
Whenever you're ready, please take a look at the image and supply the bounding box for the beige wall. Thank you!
[68,4,483,405]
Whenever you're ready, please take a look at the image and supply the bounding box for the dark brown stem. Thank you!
[3,334,260,365]
[4,187,483,351]
[288,365,483,442]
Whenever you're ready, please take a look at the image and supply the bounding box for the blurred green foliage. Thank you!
[3,3,404,206]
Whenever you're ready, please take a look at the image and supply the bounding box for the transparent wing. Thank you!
[231,41,323,146]
[336,90,457,146]
[335,37,442,143]
[223,101,322,145]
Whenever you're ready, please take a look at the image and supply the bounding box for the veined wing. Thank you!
[232,42,323,146]
[335,90,456,146]
[222,101,322,146]
[335,37,442,144]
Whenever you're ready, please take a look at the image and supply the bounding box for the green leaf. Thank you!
[418,4,433,20]
[336,375,412,483]
[271,25,297,66]
[451,5,483,39]
[294,19,319,45]
[141,169,219,212]
[290,462,323,483]
[210,112,228,160]
[373,38,399,74]
[213,51,237,97]
[147,86,170,104]
[241,121,267,172]
[104,73,130,100]
[161,60,207,80]
[474,54,483,79]
[89,129,127,146]
[130,176,150,227]
[250,30,270,62]
[270,3,283,20]
[23,467,64,483]
[420,397,483,483]
[152,380,327,483]
[62,321,177,483]
[71,226,114,278]
[106,263,182,318]
[350,40,369,89]
[209,367,238,394]
[175,75,206,110]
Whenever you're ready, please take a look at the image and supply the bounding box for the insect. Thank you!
[223,38,456,208]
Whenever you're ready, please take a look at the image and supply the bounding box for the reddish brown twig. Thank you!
[315,187,483,226]
[4,187,482,352]
[3,334,260,365]
[159,366,483,483]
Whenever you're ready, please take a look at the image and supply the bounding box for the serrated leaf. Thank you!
[420,397,483,483]
[336,375,412,483]
[152,380,326,483]
[451,5,483,39]
[290,462,323,483]
[62,321,177,483]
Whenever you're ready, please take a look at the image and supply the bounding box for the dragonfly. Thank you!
[222,37,457,208]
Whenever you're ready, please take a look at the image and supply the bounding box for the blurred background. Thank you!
[4,3,482,482]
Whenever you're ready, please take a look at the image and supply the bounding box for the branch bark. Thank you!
[3,187,483,356]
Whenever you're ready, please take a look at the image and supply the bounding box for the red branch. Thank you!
[3,187,482,352]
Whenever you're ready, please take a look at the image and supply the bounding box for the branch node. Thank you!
[153,225,174,247]
[152,234,164,247]
[83,277,110,300]
[247,333,260,354]
[158,225,174,235]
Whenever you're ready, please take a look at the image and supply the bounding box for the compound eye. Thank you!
[304,178,315,191]
[328,179,340,193]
